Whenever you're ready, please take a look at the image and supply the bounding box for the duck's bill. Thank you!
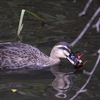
[66,53,83,69]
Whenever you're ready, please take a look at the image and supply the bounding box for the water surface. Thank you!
[0,0,100,100]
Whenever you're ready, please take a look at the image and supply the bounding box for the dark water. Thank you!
[0,0,100,100]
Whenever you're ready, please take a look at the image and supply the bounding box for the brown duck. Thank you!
[0,42,83,69]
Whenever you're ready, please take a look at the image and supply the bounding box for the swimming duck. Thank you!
[0,42,83,69]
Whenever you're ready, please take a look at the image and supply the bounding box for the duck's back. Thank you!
[0,42,50,69]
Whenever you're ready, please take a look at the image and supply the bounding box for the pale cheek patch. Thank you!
[63,50,70,56]
[56,50,66,58]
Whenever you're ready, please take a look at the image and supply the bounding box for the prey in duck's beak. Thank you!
[66,53,86,69]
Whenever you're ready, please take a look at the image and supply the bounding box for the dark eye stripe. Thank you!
[58,47,71,53]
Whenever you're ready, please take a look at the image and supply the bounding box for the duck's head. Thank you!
[50,42,83,68]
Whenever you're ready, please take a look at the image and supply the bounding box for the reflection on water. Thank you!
[0,65,95,100]
[51,66,75,98]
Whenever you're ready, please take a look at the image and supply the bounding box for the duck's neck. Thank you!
[43,49,60,67]
[50,53,60,63]
[45,57,60,67]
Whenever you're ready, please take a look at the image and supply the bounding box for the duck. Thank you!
[0,42,83,69]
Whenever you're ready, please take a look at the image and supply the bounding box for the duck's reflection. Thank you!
[0,65,90,99]
[50,66,84,98]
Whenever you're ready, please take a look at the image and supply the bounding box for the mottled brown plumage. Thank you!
[0,42,82,69]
